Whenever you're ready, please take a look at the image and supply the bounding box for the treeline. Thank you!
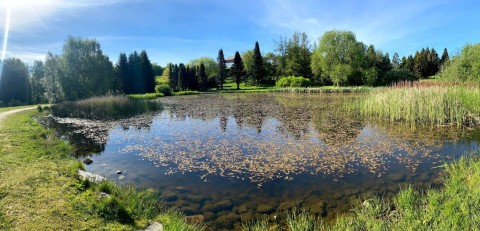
[0,30,458,106]
[0,37,161,106]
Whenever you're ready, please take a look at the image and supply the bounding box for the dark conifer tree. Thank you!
[127,51,144,94]
[440,48,450,67]
[230,51,245,90]
[252,41,265,85]
[178,63,187,91]
[114,53,128,93]
[217,49,226,89]
[0,58,31,105]
[199,63,208,91]
[140,50,155,93]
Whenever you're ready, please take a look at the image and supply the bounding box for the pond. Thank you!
[44,93,480,230]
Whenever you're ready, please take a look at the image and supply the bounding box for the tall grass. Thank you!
[52,95,162,120]
[244,151,480,230]
[354,84,480,128]
[128,93,164,100]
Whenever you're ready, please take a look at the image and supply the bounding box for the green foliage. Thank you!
[217,49,227,89]
[439,44,480,82]
[155,84,172,96]
[277,32,313,78]
[52,95,162,120]
[363,67,379,86]
[0,58,31,106]
[188,57,218,81]
[312,30,364,86]
[173,90,200,96]
[230,51,246,90]
[252,41,266,85]
[30,60,46,104]
[128,93,164,100]
[159,210,204,231]
[275,76,311,88]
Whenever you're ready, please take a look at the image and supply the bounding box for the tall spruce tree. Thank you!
[252,41,265,85]
[392,52,401,70]
[230,51,246,90]
[199,63,208,91]
[178,63,187,91]
[140,50,155,93]
[114,53,128,93]
[128,51,144,94]
[440,48,450,67]
[217,49,226,89]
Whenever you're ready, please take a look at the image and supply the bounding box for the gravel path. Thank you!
[0,106,37,124]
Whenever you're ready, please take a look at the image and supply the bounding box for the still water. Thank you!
[49,93,480,230]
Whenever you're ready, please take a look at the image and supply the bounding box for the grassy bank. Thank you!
[353,83,480,128]
[0,109,200,230]
[245,150,480,230]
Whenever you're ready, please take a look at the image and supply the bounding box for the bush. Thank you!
[155,84,172,96]
[439,43,480,82]
[275,76,311,88]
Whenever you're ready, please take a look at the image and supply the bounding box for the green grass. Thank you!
[0,109,201,230]
[353,85,480,129]
[244,151,480,230]
[128,92,164,100]
[173,90,201,96]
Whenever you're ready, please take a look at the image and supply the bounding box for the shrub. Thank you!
[439,43,480,82]
[155,84,172,96]
[275,76,311,88]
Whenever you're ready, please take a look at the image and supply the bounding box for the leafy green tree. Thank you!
[61,37,114,100]
[216,49,226,89]
[439,44,480,82]
[114,53,128,93]
[230,51,245,90]
[0,58,31,105]
[198,63,208,91]
[274,36,288,76]
[252,41,266,85]
[312,30,363,86]
[140,50,155,93]
[285,32,312,78]
[363,67,379,86]
[30,60,46,103]
[241,50,254,84]
[188,57,217,77]
[42,53,64,103]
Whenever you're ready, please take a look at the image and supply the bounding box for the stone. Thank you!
[185,214,204,224]
[116,170,122,174]
[144,221,163,231]
[186,194,206,203]
[240,212,255,222]
[216,213,240,229]
[78,170,106,183]
[388,173,406,182]
[203,212,216,222]
[180,204,201,215]
[256,204,275,214]
[83,157,93,165]
[161,192,177,202]
[206,200,233,212]
[278,200,298,212]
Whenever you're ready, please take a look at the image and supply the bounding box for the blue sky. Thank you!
[0,0,479,66]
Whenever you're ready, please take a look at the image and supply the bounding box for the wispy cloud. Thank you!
[258,0,447,52]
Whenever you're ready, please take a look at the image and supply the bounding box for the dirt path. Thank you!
[0,106,37,124]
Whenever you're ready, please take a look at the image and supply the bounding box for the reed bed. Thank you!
[52,95,162,120]
[355,85,480,128]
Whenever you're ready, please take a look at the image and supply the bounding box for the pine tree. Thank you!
[440,48,450,67]
[178,63,187,91]
[168,64,178,91]
[217,49,226,89]
[252,41,265,85]
[230,51,245,90]
[114,53,128,93]
[199,63,208,91]
[392,52,401,70]
[128,51,144,94]
[140,50,155,93]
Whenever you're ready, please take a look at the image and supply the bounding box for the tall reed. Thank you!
[52,95,162,120]
[355,84,480,128]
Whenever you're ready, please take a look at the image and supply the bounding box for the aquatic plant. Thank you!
[355,84,480,128]
[52,95,161,120]
[128,93,164,100]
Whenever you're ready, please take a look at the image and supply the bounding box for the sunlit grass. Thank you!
[354,84,480,128]
[128,92,164,100]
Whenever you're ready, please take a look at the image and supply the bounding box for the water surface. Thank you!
[51,93,480,230]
